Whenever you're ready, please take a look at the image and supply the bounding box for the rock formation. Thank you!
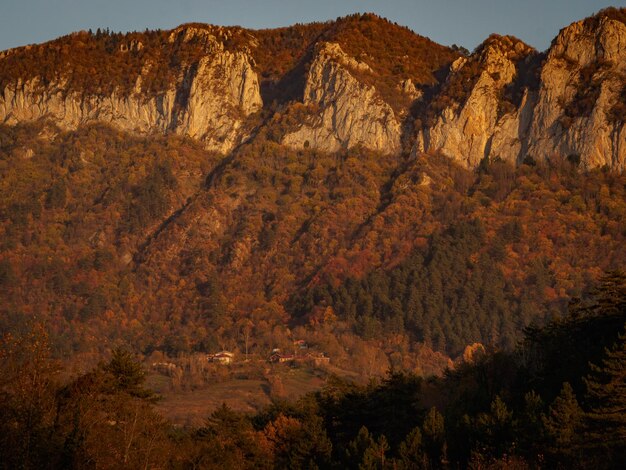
[526,16,626,171]
[282,42,401,154]
[416,15,626,170]
[0,26,262,154]
[416,36,535,167]
[1,12,626,168]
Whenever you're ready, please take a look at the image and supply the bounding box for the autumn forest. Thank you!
[1,8,626,470]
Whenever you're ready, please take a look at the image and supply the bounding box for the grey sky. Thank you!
[0,1,623,52]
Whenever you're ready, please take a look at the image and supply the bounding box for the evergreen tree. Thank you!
[583,328,626,463]
[102,347,151,398]
[517,390,545,458]
[346,426,374,469]
[477,395,514,457]
[422,407,446,466]
[360,434,389,470]
[542,382,583,457]
[397,426,425,469]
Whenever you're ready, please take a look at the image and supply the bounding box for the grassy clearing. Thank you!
[152,365,350,426]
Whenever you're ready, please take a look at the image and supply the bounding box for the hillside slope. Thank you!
[0,10,625,374]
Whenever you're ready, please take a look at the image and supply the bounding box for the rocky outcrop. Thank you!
[0,27,262,154]
[2,14,626,169]
[0,76,176,134]
[526,16,626,170]
[417,16,626,170]
[175,51,262,151]
[282,42,401,154]
[400,79,423,101]
[416,36,536,167]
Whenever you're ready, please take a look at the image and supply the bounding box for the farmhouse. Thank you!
[269,352,295,364]
[306,352,330,367]
[208,351,234,364]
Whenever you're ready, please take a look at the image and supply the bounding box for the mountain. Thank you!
[0,9,625,373]
[417,11,626,170]
[2,10,626,168]
[0,15,454,155]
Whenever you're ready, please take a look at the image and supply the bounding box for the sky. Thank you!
[0,1,624,52]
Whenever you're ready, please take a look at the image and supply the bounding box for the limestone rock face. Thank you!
[175,50,262,152]
[526,17,626,170]
[2,15,626,169]
[418,17,626,170]
[282,42,401,154]
[0,76,177,135]
[417,36,535,168]
[0,28,262,154]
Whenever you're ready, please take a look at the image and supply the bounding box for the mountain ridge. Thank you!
[1,10,626,468]
[2,10,626,169]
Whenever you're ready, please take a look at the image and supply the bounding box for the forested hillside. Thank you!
[1,7,626,468]
[2,272,624,468]
[1,121,624,369]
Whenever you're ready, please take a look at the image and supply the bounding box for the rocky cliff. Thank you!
[282,42,402,154]
[415,35,536,167]
[0,26,263,154]
[526,16,626,170]
[1,11,626,168]
[416,12,626,170]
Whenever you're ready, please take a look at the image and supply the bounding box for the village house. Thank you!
[269,349,296,364]
[306,352,330,367]
[208,351,234,364]
[268,348,330,366]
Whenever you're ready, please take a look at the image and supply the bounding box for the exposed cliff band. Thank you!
[0,27,263,154]
[1,12,626,169]
[282,42,402,154]
[415,16,626,171]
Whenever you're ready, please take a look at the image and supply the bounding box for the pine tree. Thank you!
[542,382,583,455]
[360,434,389,470]
[422,407,446,466]
[346,426,375,468]
[488,395,513,454]
[517,390,544,457]
[397,426,425,469]
[583,328,626,461]
[102,347,149,398]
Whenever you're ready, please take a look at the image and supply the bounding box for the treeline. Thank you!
[1,272,624,469]
[297,218,540,355]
